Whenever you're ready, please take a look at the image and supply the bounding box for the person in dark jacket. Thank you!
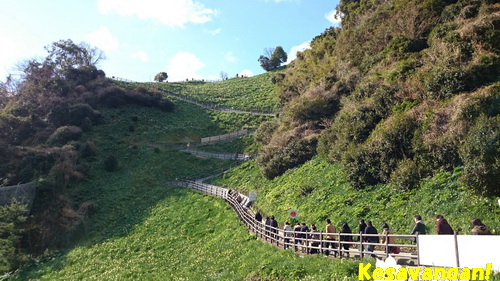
[358,219,367,253]
[410,215,426,243]
[364,221,379,256]
[340,223,352,256]
[359,219,367,234]
[255,212,262,223]
[411,215,427,235]
[436,215,454,235]
[300,223,310,253]
[471,218,492,235]
[265,217,271,239]
[270,216,279,241]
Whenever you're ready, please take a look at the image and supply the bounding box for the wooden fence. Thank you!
[201,129,254,144]
[174,179,419,263]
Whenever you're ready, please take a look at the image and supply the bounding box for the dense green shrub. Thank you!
[318,105,381,162]
[259,138,317,179]
[47,126,83,146]
[254,120,279,145]
[425,68,470,99]
[98,86,126,108]
[340,146,379,188]
[389,158,421,190]
[340,113,418,187]
[80,140,97,158]
[459,115,499,195]
[80,117,92,132]
[67,103,101,126]
[0,199,28,273]
[103,155,118,172]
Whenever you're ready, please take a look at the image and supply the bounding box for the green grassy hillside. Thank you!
[5,99,366,280]
[208,157,500,236]
[10,187,364,281]
[150,71,281,112]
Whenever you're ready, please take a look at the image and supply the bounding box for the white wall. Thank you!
[419,235,500,271]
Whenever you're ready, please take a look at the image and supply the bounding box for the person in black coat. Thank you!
[358,220,367,235]
[255,212,262,223]
[364,220,379,255]
[340,223,352,252]
[270,216,279,241]
[265,217,271,240]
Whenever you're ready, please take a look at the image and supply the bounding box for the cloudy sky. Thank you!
[0,0,340,82]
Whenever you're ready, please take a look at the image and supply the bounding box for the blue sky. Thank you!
[0,0,340,82]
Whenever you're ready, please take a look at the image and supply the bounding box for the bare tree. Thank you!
[220,71,228,80]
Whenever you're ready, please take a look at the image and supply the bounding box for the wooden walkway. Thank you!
[171,179,419,265]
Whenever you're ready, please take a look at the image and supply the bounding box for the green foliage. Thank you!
[10,188,364,280]
[0,199,28,273]
[254,120,279,145]
[389,159,420,191]
[151,71,280,113]
[459,115,499,195]
[259,46,288,72]
[284,86,340,123]
[153,72,168,82]
[266,0,499,188]
[210,157,500,238]
[424,68,470,99]
[259,138,317,179]
[47,126,83,146]
[103,155,118,172]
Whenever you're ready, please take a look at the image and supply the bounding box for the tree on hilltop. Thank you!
[154,72,168,82]
[258,46,288,72]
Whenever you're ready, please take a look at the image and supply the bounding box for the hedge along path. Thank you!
[170,179,420,265]
[110,77,278,117]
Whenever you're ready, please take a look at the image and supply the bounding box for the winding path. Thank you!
[170,179,419,264]
[110,77,278,117]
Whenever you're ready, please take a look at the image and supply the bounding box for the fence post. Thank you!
[337,232,341,258]
[320,231,323,255]
[359,233,364,258]
[416,234,420,266]
[385,232,389,258]
[454,231,460,268]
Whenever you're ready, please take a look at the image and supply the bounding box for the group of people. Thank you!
[254,211,492,258]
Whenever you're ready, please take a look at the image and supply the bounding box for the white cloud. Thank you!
[238,69,253,77]
[286,41,311,64]
[132,50,149,62]
[205,28,222,35]
[167,51,205,82]
[325,9,341,25]
[86,26,119,51]
[98,0,218,28]
[225,51,237,63]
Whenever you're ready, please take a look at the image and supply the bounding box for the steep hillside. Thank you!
[209,158,500,235]
[151,71,281,113]
[258,0,499,195]
[6,100,365,281]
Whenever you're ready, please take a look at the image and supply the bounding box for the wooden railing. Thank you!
[174,179,419,263]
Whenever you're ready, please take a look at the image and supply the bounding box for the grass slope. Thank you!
[208,158,500,236]
[6,99,365,280]
[150,71,281,112]
[11,187,363,280]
